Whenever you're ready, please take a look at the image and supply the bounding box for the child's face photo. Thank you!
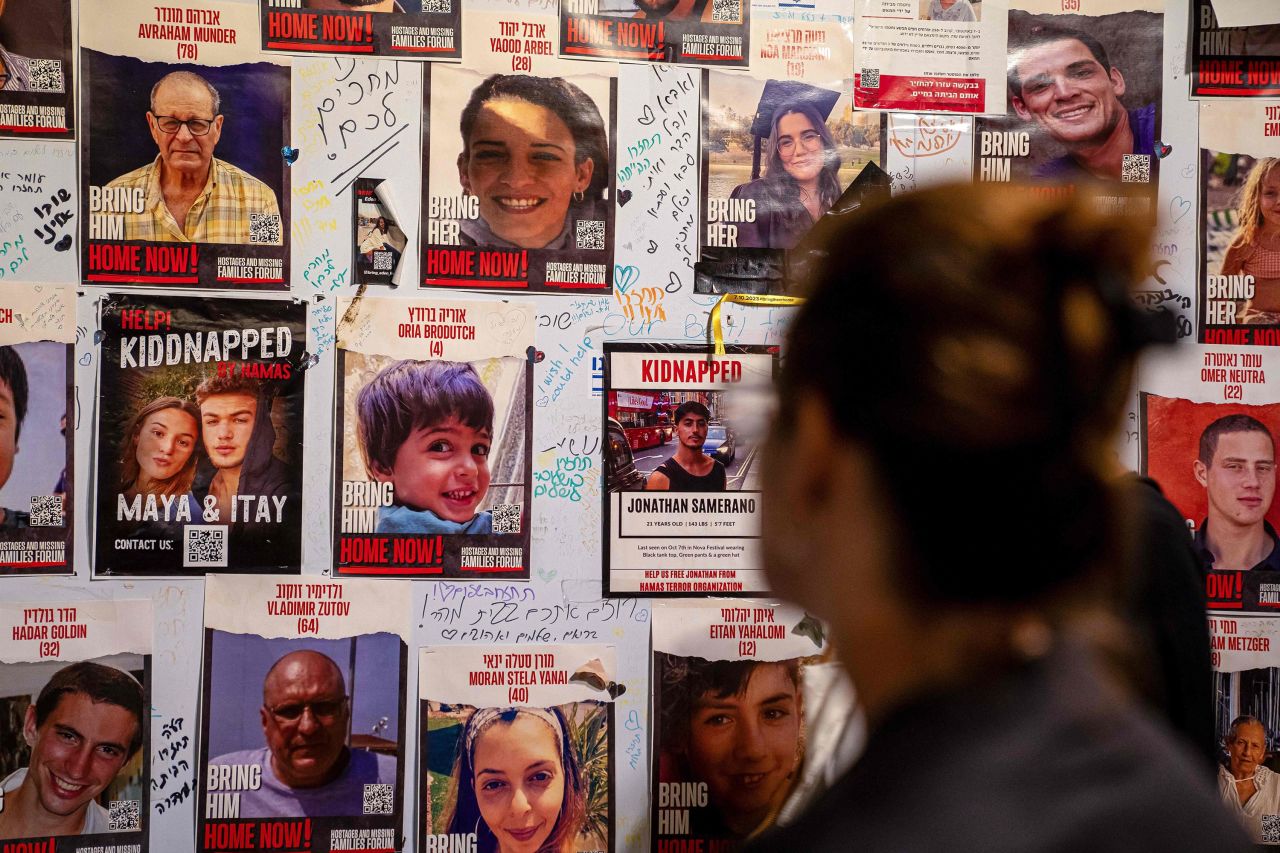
[1262,168,1280,232]
[376,417,492,522]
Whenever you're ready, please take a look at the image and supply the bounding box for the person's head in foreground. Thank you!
[456,74,610,250]
[1195,414,1276,535]
[1225,715,1268,781]
[0,662,144,840]
[119,396,202,498]
[443,706,586,853]
[658,654,802,838]
[260,650,352,788]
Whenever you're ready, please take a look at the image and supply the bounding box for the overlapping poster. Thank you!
[259,0,460,60]
[418,643,615,853]
[198,575,409,853]
[80,0,291,289]
[93,293,306,577]
[0,599,152,851]
[651,601,840,848]
[352,178,408,286]
[333,295,533,578]
[1191,0,1280,98]
[557,0,748,67]
[0,285,73,576]
[603,343,776,596]
[974,0,1163,214]
[421,9,616,294]
[0,0,74,139]
[852,0,1007,114]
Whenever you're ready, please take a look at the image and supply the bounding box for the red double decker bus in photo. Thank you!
[609,391,671,450]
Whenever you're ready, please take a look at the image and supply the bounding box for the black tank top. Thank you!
[655,457,726,491]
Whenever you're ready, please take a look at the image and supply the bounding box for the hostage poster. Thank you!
[1191,0,1280,98]
[418,643,615,853]
[80,0,291,289]
[198,575,409,853]
[651,601,841,849]
[603,343,776,596]
[259,0,460,60]
[93,293,306,578]
[421,9,616,294]
[0,0,74,139]
[557,0,748,68]
[0,284,73,576]
[333,295,533,579]
[0,598,152,852]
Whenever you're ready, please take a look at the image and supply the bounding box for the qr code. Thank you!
[1265,814,1280,843]
[1121,154,1151,184]
[184,525,228,568]
[861,68,881,89]
[363,783,394,815]
[492,503,522,534]
[372,250,394,271]
[419,0,450,10]
[576,219,605,251]
[29,495,63,527]
[28,59,64,93]
[108,799,140,832]
[249,213,282,244]
[710,0,741,23]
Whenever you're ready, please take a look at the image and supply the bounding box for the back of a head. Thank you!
[780,183,1155,604]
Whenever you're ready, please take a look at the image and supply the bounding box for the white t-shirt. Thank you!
[1,767,114,835]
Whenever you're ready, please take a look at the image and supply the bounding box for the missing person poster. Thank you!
[651,601,834,848]
[199,575,409,853]
[1191,0,1280,98]
[333,295,533,578]
[603,343,777,596]
[259,0,460,60]
[1200,100,1280,345]
[0,598,152,852]
[352,178,407,286]
[80,0,291,289]
[421,9,616,294]
[973,0,1163,212]
[418,643,615,853]
[557,0,748,67]
[1211,615,1280,843]
[93,293,307,578]
[0,0,74,139]
[0,285,73,576]
[852,0,1007,114]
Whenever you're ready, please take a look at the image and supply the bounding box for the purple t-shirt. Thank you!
[209,747,396,818]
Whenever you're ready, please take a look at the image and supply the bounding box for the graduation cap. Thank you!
[745,80,842,181]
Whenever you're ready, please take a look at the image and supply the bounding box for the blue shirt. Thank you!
[1033,103,1158,182]
[376,504,492,535]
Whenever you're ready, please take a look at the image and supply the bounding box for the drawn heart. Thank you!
[78,352,91,366]
[617,189,633,207]
[54,234,71,252]
[1170,196,1191,223]
[281,146,300,165]
[614,264,639,294]
[488,307,527,343]
[1155,141,1172,159]
[441,628,458,640]
[537,567,557,582]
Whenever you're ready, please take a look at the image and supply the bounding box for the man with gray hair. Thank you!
[1219,715,1280,841]
[104,69,281,245]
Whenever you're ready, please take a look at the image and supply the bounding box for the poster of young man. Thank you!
[421,9,616,294]
[0,284,73,576]
[0,598,152,852]
[1210,615,1280,843]
[351,178,408,286]
[418,643,615,853]
[199,575,408,853]
[79,0,290,289]
[1191,0,1280,98]
[93,293,306,578]
[332,295,533,579]
[852,0,1008,114]
[603,342,776,596]
[651,601,842,849]
[557,0,748,68]
[973,0,1163,213]
[258,0,460,60]
[1200,100,1280,345]
[0,0,74,139]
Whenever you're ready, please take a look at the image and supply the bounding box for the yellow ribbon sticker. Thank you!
[708,293,805,354]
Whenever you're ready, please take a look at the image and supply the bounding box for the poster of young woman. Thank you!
[80,0,291,289]
[332,295,533,578]
[557,0,748,68]
[93,293,306,577]
[0,0,74,139]
[418,643,615,853]
[198,575,409,853]
[258,0,460,60]
[421,9,616,294]
[0,284,73,576]
[0,598,152,852]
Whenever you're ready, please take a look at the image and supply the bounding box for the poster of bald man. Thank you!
[0,598,152,853]
[79,0,290,290]
[198,575,409,853]
[258,0,460,60]
[0,0,74,139]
